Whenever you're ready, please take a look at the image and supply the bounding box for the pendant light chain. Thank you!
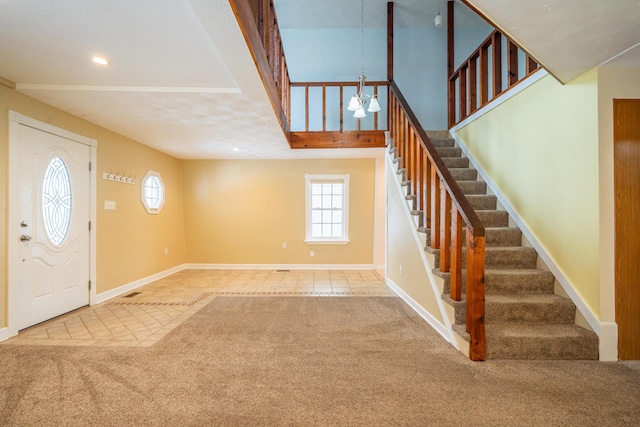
[360,0,364,77]
[346,0,381,118]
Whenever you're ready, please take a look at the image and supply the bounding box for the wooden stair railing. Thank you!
[448,28,541,128]
[230,0,291,136]
[289,81,388,149]
[389,80,486,361]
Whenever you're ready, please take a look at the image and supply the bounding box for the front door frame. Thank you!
[7,111,97,338]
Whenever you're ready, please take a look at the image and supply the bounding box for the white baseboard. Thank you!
[95,264,187,304]
[184,263,376,270]
[386,278,452,345]
[0,327,8,343]
[452,133,602,338]
[599,322,619,361]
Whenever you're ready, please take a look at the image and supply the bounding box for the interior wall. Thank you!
[0,85,187,328]
[596,66,640,324]
[385,159,445,325]
[454,70,601,317]
[181,158,378,266]
[394,28,447,130]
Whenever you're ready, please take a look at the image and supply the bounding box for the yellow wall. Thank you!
[0,85,186,327]
[181,158,376,265]
[455,71,601,316]
[596,67,640,322]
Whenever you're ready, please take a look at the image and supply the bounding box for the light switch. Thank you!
[104,200,116,210]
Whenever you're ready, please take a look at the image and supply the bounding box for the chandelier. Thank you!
[346,0,381,118]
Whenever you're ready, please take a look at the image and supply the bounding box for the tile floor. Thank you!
[3,269,393,348]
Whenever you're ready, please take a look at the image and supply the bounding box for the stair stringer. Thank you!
[451,132,614,361]
[384,139,464,354]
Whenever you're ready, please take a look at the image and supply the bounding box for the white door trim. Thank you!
[7,111,97,338]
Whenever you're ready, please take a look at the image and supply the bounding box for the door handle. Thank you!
[20,235,32,242]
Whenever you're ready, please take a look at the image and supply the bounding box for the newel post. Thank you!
[466,230,486,361]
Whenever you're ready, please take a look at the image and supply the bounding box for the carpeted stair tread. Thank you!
[486,294,576,323]
[428,137,456,147]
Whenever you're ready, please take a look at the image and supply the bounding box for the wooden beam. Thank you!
[290,131,386,149]
[387,2,394,81]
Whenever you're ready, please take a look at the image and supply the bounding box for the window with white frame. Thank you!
[141,170,165,214]
[305,174,350,244]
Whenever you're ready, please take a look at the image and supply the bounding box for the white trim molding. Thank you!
[0,328,9,343]
[184,263,376,270]
[451,70,549,134]
[599,322,619,362]
[386,278,452,344]
[95,264,186,304]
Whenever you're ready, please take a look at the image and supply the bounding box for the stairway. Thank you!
[395,131,599,360]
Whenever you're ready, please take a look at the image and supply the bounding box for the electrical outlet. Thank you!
[164,247,168,255]
[310,251,314,257]
[282,242,287,249]
[104,200,116,210]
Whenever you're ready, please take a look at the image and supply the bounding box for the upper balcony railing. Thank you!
[448,29,541,127]
[288,81,388,148]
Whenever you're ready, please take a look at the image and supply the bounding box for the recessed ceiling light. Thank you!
[92,56,110,65]
[232,147,240,152]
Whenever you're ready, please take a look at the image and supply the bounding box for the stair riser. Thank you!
[486,336,599,360]
[438,271,555,295]
[467,195,497,210]
[442,157,469,168]
[476,211,509,227]
[486,301,576,324]
[435,147,462,157]
[450,168,477,181]
[485,228,522,246]
[457,181,487,195]
[485,249,538,269]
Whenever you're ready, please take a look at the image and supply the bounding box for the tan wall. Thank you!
[0,85,186,327]
[182,158,376,265]
[385,161,445,324]
[597,67,640,323]
[455,71,601,317]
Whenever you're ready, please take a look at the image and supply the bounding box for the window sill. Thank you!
[305,239,350,246]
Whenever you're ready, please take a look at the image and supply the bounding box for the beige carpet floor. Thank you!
[1,296,639,426]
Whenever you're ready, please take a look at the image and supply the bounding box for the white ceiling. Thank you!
[1,0,639,160]
[465,0,640,83]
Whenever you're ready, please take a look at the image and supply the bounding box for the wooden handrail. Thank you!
[389,80,486,361]
[448,28,541,127]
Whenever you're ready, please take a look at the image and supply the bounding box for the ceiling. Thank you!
[1,1,639,160]
[465,0,640,83]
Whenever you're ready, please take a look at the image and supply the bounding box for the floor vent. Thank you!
[276,269,290,272]
[124,292,142,298]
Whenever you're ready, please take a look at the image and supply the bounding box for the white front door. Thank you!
[13,122,91,330]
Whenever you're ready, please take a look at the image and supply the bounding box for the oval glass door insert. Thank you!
[42,156,72,246]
